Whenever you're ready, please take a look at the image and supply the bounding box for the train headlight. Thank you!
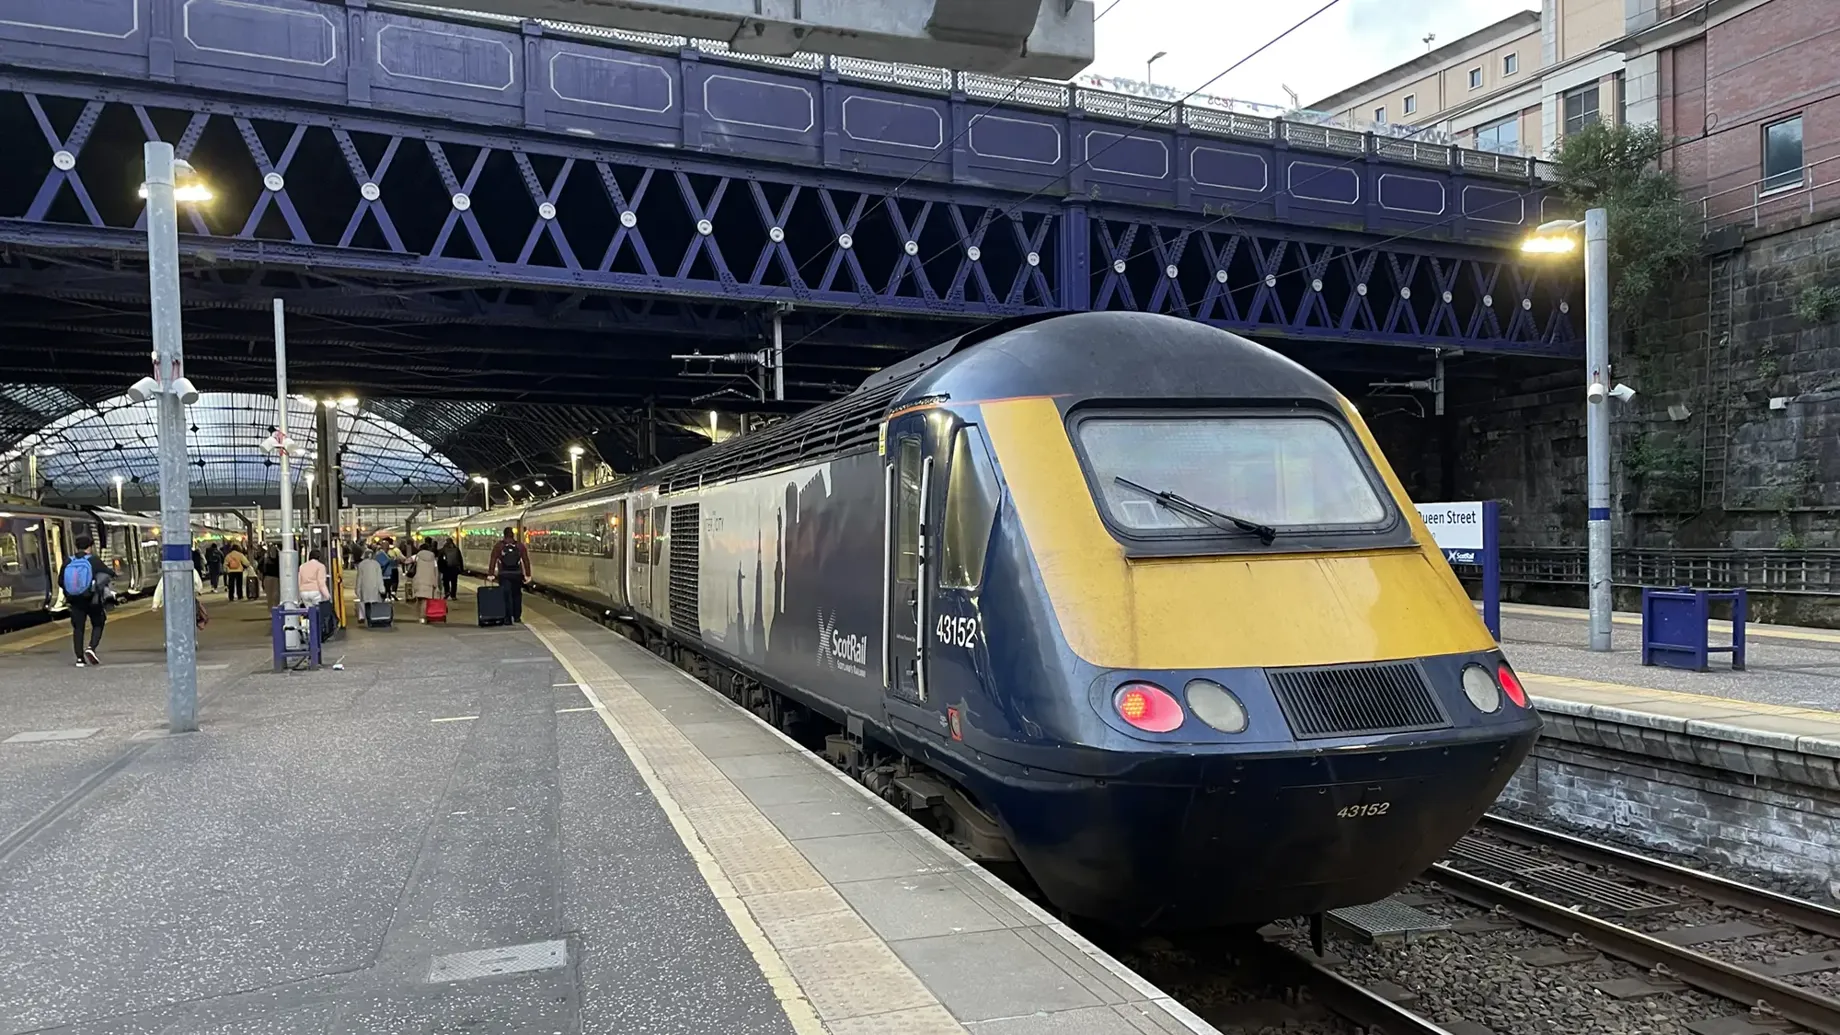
[1114,683,1184,733]
[1461,664,1501,713]
[1185,679,1248,734]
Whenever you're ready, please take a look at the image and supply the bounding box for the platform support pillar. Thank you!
[1585,207,1611,652]
[146,141,198,734]
[273,300,302,644]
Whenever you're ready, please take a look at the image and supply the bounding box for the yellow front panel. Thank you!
[978,396,1495,670]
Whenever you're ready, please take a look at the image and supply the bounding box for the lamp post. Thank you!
[568,445,585,492]
[472,473,490,510]
[1146,50,1167,87]
[1523,210,1622,651]
[138,142,211,733]
[112,474,124,511]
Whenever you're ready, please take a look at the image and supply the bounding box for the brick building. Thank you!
[1335,0,1840,559]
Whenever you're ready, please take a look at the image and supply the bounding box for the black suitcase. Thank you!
[476,585,509,627]
[364,600,394,628]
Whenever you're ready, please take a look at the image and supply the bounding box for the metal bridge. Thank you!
[0,0,1582,426]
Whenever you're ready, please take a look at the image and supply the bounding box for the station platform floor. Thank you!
[0,586,1211,1035]
[1496,600,1840,712]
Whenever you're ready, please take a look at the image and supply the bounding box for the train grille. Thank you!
[668,504,700,633]
[1265,661,1448,739]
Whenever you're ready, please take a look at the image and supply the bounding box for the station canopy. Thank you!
[0,387,467,506]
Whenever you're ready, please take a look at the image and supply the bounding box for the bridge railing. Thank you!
[1454,547,1840,597]
[390,1,1551,184]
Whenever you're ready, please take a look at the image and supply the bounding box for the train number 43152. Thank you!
[1337,802,1391,818]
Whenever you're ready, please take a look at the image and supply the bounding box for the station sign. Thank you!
[1414,501,1486,565]
[1412,500,1501,642]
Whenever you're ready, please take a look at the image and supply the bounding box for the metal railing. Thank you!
[1701,153,1840,231]
[1456,547,1840,597]
[386,0,1549,183]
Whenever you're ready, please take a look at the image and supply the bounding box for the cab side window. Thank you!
[941,426,1000,589]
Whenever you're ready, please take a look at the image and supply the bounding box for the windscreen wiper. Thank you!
[1114,477,1278,545]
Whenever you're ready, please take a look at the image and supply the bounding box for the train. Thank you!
[427,311,1542,930]
[0,502,241,624]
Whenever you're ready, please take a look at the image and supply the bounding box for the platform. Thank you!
[1498,601,1840,711]
[0,586,1214,1034]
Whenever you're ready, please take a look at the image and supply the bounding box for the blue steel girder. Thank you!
[0,74,1579,356]
[0,76,1064,320]
[1082,208,1581,356]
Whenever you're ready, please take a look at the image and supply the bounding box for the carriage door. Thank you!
[884,413,936,703]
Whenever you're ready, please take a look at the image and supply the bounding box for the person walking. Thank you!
[60,534,113,667]
[411,540,441,623]
[439,537,463,600]
[486,527,531,624]
[355,548,386,626]
[203,543,223,593]
[222,544,245,601]
[261,544,281,609]
[377,541,399,601]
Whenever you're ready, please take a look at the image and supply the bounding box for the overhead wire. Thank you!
[781,0,1348,353]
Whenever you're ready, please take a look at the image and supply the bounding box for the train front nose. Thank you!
[1005,727,1540,930]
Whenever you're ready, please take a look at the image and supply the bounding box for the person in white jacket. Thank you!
[152,567,210,629]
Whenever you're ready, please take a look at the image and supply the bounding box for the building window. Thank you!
[1503,53,1519,76]
[1403,94,1417,115]
[1374,105,1386,124]
[1474,115,1521,155]
[1563,83,1600,135]
[1763,116,1804,192]
[1469,67,1483,90]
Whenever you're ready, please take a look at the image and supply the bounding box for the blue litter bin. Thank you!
[271,605,323,671]
[1640,586,1746,672]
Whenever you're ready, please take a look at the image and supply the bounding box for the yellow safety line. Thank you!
[1499,601,1840,645]
[1522,670,1840,718]
[526,620,830,1035]
[0,599,157,655]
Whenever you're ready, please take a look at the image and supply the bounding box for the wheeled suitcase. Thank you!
[364,600,394,628]
[476,585,509,627]
[425,596,448,623]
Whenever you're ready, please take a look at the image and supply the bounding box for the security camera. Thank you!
[1586,381,1607,404]
[125,375,159,403]
[1609,383,1636,402]
[172,376,200,405]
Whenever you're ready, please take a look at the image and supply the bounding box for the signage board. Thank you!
[1413,500,1501,641]
[1414,501,1485,564]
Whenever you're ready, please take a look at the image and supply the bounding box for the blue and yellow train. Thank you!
[434,312,1541,929]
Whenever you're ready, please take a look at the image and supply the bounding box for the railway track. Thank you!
[1425,814,1840,1035]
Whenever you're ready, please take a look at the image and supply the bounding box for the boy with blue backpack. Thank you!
[61,535,113,667]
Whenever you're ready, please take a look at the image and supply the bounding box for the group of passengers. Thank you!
[351,536,464,624]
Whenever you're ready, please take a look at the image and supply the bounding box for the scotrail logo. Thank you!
[817,609,870,677]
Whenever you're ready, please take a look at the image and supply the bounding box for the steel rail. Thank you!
[1250,937,1457,1035]
[1480,813,1840,940]
[1429,864,1840,1035]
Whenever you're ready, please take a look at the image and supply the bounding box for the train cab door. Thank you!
[883,412,938,709]
[629,501,651,615]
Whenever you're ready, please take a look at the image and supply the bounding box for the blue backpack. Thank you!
[63,555,94,597]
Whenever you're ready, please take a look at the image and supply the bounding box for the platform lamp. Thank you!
[112,473,125,511]
[471,473,490,510]
[132,141,212,735]
[568,445,585,492]
[1522,210,1634,653]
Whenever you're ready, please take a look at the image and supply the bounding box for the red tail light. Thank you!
[1114,683,1184,733]
[1498,664,1528,708]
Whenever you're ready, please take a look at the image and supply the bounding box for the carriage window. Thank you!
[651,506,667,561]
[0,530,18,571]
[941,427,1000,589]
[895,436,921,582]
[632,507,650,564]
[1078,415,1389,532]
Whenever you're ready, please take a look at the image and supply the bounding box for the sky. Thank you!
[1084,0,1538,110]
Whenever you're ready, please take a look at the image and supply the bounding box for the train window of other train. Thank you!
[1079,416,1388,532]
[896,437,922,582]
[942,427,999,589]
